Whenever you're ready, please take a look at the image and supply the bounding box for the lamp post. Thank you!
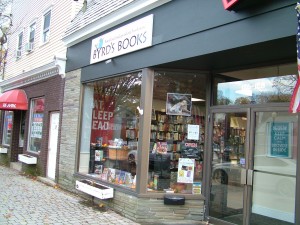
[0,13,12,80]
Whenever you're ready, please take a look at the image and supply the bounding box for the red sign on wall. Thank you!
[222,0,239,10]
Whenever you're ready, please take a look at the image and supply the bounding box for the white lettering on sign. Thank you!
[3,103,16,108]
[90,14,153,64]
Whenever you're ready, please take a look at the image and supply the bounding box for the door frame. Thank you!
[206,104,298,225]
[206,106,250,225]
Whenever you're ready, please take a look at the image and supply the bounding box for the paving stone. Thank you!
[0,166,140,225]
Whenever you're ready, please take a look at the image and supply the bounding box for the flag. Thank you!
[289,78,300,113]
[289,2,300,113]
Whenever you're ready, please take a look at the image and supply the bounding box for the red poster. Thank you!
[90,95,115,145]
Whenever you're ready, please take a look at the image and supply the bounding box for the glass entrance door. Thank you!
[209,109,297,225]
[209,111,248,225]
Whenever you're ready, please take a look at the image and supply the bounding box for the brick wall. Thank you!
[21,74,64,176]
[77,189,205,224]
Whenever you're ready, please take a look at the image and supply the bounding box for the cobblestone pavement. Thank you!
[0,165,140,225]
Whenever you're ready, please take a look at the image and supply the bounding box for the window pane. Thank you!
[2,111,13,145]
[251,111,297,224]
[29,23,36,43]
[28,98,44,152]
[148,71,206,194]
[214,73,297,106]
[79,72,142,190]
[43,11,51,42]
[43,31,49,43]
[18,32,23,50]
[43,11,51,30]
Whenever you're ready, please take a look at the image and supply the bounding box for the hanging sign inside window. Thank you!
[31,113,43,138]
[177,158,195,183]
[267,122,292,158]
[90,14,153,64]
[187,124,199,140]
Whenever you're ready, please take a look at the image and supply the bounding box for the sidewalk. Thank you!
[0,165,212,225]
[0,165,140,225]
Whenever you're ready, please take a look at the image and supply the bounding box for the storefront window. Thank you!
[2,111,13,145]
[214,74,297,106]
[28,98,45,152]
[79,72,142,190]
[148,71,206,194]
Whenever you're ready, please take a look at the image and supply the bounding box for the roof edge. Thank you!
[62,0,171,47]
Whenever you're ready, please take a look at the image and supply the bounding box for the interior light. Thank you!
[191,98,205,102]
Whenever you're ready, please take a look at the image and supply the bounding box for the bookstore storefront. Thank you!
[61,1,300,224]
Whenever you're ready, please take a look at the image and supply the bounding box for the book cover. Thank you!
[156,142,168,154]
[108,168,116,182]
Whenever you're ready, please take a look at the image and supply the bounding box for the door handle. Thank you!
[241,168,247,185]
[240,168,253,186]
[247,169,253,186]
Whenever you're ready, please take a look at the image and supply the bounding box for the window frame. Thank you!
[29,22,36,43]
[78,71,143,191]
[2,111,13,146]
[16,31,23,58]
[41,9,51,44]
[27,97,45,153]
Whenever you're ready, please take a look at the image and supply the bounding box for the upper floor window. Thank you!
[29,22,36,43]
[25,22,36,52]
[16,31,23,58]
[42,10,51,43]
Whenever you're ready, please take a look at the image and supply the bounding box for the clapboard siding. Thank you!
[4,0,82,80]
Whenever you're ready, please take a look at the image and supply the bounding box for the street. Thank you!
[0,165,140,225]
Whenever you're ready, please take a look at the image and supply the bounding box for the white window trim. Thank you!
[2,111,13,146]
[40,7,52,46]
[15,30,24,59]
[27,97,44,154]
[25,21,36,53]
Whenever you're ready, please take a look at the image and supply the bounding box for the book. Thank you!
[156,142,168,154]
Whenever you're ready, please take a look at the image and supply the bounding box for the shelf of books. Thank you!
[148,110,205,193]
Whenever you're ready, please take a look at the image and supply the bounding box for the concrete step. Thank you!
[10,162,22,171]
[37,176,57,187]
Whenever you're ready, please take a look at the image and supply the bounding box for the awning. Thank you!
[0,89,28,110]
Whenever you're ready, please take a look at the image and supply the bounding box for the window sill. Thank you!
[18,154,37,164]
[74,173,205,200]
[0,147,8,153]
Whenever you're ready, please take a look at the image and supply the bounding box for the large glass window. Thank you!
[148,71,207,194]
[2,111,13,145]
[251,111,297,224]
[28,98,45,153]
[79,72,142,190]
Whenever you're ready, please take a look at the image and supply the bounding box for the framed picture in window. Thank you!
[166,93,192,116]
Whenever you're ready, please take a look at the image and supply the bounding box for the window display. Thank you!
[148,71,207,194]
[79,72,142,189]
[28,98,44,152]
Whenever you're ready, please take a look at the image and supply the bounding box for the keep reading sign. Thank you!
[268,122,292,158]
[90,14,153,64]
